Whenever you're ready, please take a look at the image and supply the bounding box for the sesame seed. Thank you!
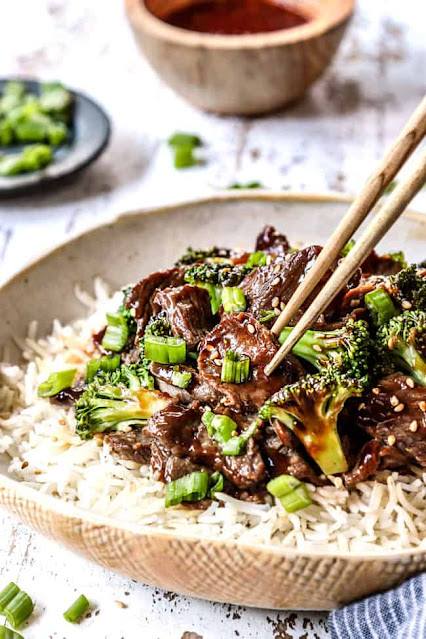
[21,461,28,469]
[410,420,418,432]
[231,430,238,437]
[266,255,272,265]
[272,297,279,308]
[388,337,395,351]
[280,302,285,310]
[215,359,222,366]
[272,277,280,286]
[350,299,360,308]
[387,434,396,446]
[394,403,405,413]
[210,349,219,360]
[406,377,415,388]
[274,264,281,273]
[402,300,412,310]
[115,601,127,609]
[312,344,322,353]
[206,344,214,352]
[420,401,426,412]
[390,395,399,407]
[274,308,280,316]
[372,387,380,395]
[247,324,255,334]
[59,418,66,426]
[358,403,366,410]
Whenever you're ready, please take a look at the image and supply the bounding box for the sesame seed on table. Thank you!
[0,0,425,637]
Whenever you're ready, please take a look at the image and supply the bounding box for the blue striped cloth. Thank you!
[329,573,426,638]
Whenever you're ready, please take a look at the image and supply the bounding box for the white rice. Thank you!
[2,278,426,554]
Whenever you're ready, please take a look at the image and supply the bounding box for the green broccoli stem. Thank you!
[394,343,426,386]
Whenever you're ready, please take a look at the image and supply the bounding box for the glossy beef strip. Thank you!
[104,429,153,464]
[149,362,219,405]
[125,267,185,332]
[356,373,426,468]
[198,313,298,412]
[152,284,214,349]
[145,404,266,489]
[361,250,403,277]
[343,439,408,487]
[261,422,323,486]
[241,246,346,325]
[255,225,290,255]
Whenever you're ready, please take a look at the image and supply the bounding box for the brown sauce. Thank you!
[162,0,308,35]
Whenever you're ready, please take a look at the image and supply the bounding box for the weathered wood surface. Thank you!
[0,0,424,636]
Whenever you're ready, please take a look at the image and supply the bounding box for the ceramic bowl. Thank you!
[125,0,355,115]
[2,193,426,610]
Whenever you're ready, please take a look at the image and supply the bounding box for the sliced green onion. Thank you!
[384,180,397,195]
[222,287,246,314]
[3,591,34,629]
[171,366,192,388]
[0,584,20,614]
[63,594,90,623]
[202,410,258,456]
[388,250,407,269]
[365,288,397,326]
[101,313,129,352]
[37,369,77,397]
[267,474,312,513]
[172,145,197,169]
[202,410,236,442]
[220,420,258,456]
[259,310,276,324]
[197,283,222,314]
[165,471,209,507]
[145,335,186,364]
[85,355,121,383]
[228,182,262,190]
[168,132,201,148]
[221,351,250,384]
[246,251,267,268]
[341,239,355,257]
[208,472,224,497]
[0,625,24,639]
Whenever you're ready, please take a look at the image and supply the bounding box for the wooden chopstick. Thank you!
[270,95,426,339]
[265,146,426,376]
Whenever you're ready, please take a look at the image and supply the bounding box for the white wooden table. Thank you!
[0,1,425,636]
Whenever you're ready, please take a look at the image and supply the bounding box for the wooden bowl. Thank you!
[125,0,355,115]
[2,193,426,610]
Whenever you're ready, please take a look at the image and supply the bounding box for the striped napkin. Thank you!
[329,573,426,638]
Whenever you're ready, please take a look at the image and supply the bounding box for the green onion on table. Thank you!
[63,594,90,623]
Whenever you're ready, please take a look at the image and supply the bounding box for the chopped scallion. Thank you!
[221,351,250,384]
[63,594,90,623]
[168,132,201,148]
[220,420,258,456]
[202,410,258,456]
[0,584,20,614]
[208,472,224,497]
[0,625,24,639]
[3,591,34,629]
[365,288,397,326]
[259,310,276,324]
[267,474,312,513]
[246,251,267,268]
[171,366,192,389]
[85,355,121,383]
[144,335,186,365]
[341,239,355,257]
[37,368,77,398]
[101,313,129,352]
[165,471,209,507]
[222,287,246,314]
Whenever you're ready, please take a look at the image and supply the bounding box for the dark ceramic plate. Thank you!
[0,79,111,196]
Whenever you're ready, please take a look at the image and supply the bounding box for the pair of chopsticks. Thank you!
[265,95,426,376]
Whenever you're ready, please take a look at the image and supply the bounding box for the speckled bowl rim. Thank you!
[1,190,425,562]
[125,0,356,49]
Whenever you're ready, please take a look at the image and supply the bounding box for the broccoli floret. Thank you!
[75,371,167,439]
[376,310,426,386]
[175,247,230,266]
[145,311,172,337]
[389,265,426,310]
[184,262,249,287]
[259,372,363,475]
[279,319,373,384]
